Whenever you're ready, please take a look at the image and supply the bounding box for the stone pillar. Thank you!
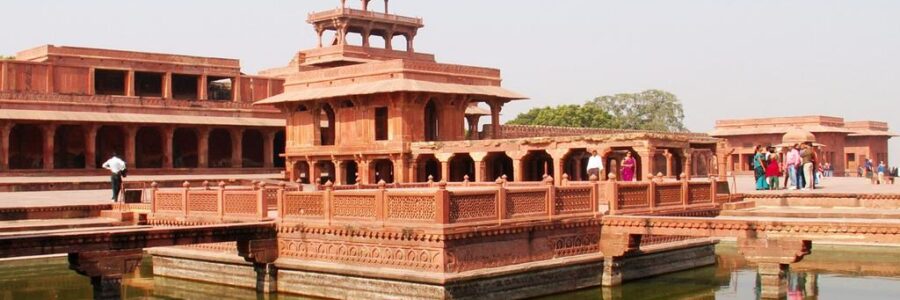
[84,125,99,169]
[436,153,453,182]
[162,72,172,99]
[406,34,415,53]
[198,75,208,100]
[738,237,812,299]
[68,250,143,300]
[124,126,137,168]
[237,239,279,294]
[393,156,409,183]
[385,32,394,50]
[489,101,503,139]
[599,232,643,286]
[358,159,371,184]
[334,160,344,185]
[0,61,7,92]
[636,148,656,182]
[663,150,674,179]
[471,152,488,182]
[0,122,11,171]
[263,130,275,169]
[42,124,57,170]
[161,126,174,169]
[316,27,325,48]
[125,69,135,97]
[197,128,210,168]
[230,128,244,168]
[88,67,96,96]
[232,77,241,102]
[682,149,693,180]
[548,150,568,185]
[384,0,389,13]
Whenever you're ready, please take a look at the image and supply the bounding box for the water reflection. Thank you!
[0,243,898,300]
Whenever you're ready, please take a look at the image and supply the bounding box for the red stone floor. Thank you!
[729,175,900,194]
[0,173,281,208]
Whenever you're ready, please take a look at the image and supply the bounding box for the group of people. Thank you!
[586,150,637,181]
[858,158,896,184]
[753,143,819,191]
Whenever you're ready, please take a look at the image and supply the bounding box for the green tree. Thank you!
[586,89,687,132]
[507,104,617,128]
[0,55,14,60]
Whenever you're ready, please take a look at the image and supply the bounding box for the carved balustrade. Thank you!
[607,178,729,215]
[149,181,270,224]
[281,178,603,230]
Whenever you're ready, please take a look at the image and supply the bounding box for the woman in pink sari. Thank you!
[621,152,636,181]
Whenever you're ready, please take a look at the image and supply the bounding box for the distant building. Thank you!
[0,45,287,175]
[711,116,894,176]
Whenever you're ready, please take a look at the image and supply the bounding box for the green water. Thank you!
[1,243,898,300]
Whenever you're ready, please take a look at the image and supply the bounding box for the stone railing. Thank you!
[314,178,542,191]
[607,176,729,215]
[308,8,423,25]
[150,181,273,224]
[283,178,601,229]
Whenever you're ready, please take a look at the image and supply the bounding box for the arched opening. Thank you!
[323,30,339,46]
[135,127,163,168]
[371,159,394,183]
[9,124,44,169]
[315,161,336,185]
[54,125,85,169]
[449,154,475,182]
[241,129,264,168]
[95,126,126,168]
[416,154,441,182]
[392,34,408,52]
[273,130,286,168]
[368,32,387,48]
[522,150,554,181]
[346,31,364,46]
[319,104,336,146]
[294,161,311,184]
[173,128,198,168]
[424,99,439,141]
[342,161,359,185]
[563,148,591,181]
[653,152,667,177]
[606,148,642,181]
[485,152,514,181]
[208,129,232,168]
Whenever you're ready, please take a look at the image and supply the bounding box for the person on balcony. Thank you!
[102,153,127,202]
[586,150,604,179]
[621,152,636,182]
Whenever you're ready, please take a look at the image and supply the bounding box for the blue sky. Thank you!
[2,0,899,161]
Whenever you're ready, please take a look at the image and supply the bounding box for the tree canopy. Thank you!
[506,104,616,128]
[587,89,686,132]
[507,89,687,132]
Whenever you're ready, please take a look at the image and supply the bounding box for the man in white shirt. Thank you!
[586,150,604,179]
[102,153,126,202]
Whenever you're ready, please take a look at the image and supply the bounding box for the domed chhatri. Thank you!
[782,128,817,144]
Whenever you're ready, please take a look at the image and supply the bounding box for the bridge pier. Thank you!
[238,238,279,293]
[599,232,642,286]
[738,237,812,299]
[68,249,143,300]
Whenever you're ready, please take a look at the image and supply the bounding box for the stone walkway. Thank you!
[0,173,281,208]
[729,175,900,194]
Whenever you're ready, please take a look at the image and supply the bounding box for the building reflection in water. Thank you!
[1,244,898,300]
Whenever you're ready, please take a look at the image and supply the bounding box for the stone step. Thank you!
[0,217,126,234]
[720,207,900,220]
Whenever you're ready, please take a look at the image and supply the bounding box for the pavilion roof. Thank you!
[465,104,491,116]
[710,125,853,137]
[0,109,284,127]
[253,79,527,105]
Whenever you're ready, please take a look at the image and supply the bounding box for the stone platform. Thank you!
[149,239,717,300]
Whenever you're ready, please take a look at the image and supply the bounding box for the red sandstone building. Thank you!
[0,46,287,175]
[255,1,728,185]
[711,116,894,176]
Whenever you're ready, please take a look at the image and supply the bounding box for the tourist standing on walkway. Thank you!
[785,144,801,189]
[865,159,874,179]
[621,152,636,182]
[753,145,768,190]
[102,153,126,202]
[877,161,886,184]
[765,148,781,190]
[800,144,814,190]
[586,150,604,179]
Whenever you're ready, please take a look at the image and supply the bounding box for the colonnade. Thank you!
[0,121,285,172]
